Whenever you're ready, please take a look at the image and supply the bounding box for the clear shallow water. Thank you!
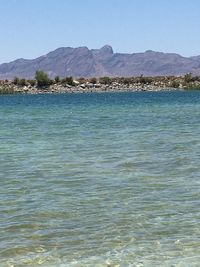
[0,91,200,267]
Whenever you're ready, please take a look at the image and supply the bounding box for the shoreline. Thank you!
[1,74,200,94]
[0,83,185,95]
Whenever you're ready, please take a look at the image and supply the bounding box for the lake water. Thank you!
[0,91,200,267]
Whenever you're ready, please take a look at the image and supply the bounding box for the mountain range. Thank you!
[1,45,200,79]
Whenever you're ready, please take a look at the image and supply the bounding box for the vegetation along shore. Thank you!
[0,71,200,94]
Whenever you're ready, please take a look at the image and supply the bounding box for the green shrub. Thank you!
[171,80,180,88]
[89,77,97,84]
[27,79,36,86]
[139,75,152,84]
[99,76,111,85]
[184,73,192,83]
[61,76,74,86]
[78,77,86,84]
[35,70,51,87]
[18,79,27,86]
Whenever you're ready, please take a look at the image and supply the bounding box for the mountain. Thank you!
[1,45,200,79]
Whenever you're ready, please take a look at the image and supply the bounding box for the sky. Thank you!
[0,0,200,63]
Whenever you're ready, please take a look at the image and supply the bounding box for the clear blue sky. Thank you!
[0,0,200,63]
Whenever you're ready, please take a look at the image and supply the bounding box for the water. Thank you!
[0,91,200,267]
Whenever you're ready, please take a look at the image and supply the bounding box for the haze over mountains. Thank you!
[1,45,200,79]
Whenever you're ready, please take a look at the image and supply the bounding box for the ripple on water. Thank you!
[0,92,200,266]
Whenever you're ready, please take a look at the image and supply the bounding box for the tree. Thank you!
[35,70,50,87]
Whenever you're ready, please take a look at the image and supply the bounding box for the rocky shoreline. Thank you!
[0,75,200,94]
[0,83,177,94]
[13,83,178,94]
[0,81,184,95]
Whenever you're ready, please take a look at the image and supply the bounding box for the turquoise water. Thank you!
[0,91,200,267]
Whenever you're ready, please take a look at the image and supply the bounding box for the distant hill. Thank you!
[1,45,200,79]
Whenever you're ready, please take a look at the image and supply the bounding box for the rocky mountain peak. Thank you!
[99,45,113,54]
[1,45,200,79]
